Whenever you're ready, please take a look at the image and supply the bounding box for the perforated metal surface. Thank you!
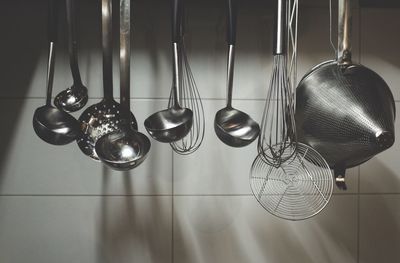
[296,61,396,174]
[77,99,137,160]
[250,143,333,221]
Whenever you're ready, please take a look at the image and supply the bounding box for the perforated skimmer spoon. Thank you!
[33,0,80,145]
[214,0,260,147]
[54,0,88,112]
[96,0,150,171]
[77,0,137,160]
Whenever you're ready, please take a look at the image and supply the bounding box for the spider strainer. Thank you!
[250,143,333,221]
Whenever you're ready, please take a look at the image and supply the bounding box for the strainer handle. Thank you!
[102,0,113,100]
[334,167,347,190]
[120,0,131,125]
[337,0,352,65]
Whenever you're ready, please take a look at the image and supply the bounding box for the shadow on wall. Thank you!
[97,162,171,263]
[0,0,47,185]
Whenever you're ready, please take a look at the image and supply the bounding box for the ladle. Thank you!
[96,0,150,171]
[54,0,88,112]
[144,0,193,143]
[77,0,137,160]
[33,0,80,145]
[214,0,260,147]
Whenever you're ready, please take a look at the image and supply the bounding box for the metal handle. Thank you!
[338,0,352,64]
[273,0,286,55]
[46,0,58,105]
[227,0,237,45]
[120,0,131,123]
[172,0,181,43]
[102,0,113,100]
[172,42,181,108]
[66,0,83,87]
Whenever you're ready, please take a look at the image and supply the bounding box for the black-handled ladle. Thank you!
[54,0,88,112]
[33,0,80,145]
[95,0,150,171]
[144,0,193,143]
[214,0,260,147]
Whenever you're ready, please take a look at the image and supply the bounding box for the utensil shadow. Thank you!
[97,162,171,262]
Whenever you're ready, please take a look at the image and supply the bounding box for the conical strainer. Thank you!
[250,143,333,221]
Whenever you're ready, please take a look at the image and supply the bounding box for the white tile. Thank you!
[173,99,263,195]
[297,8,360,85]
[360,102,400,193]
[0,196,172,263]
[361,9,400,101]
[174,195,357,263]
[359,195,400,263]
[0,99,172,195]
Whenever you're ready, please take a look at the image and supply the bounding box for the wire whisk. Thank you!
[258,0,296,167]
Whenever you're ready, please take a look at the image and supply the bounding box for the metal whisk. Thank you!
[168,0,205,155]
[258,0,296,167]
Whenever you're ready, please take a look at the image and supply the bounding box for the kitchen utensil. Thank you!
[250,143,333,221]
[258,0,297,167]
[33,0,80,145]
[295,0,395,189]
[96,0,150,171]
[214,0,260,147]
[77,0,137,160]
[54,0,88,112]
[144,0,193,143]
[168,0,205,154]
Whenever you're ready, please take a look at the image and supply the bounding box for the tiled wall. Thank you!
[0,0,399,262]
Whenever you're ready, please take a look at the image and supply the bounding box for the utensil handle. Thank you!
[66,0,83,87]
[338,0,352,64]
[172,0,181,43]
[273,0,286,55]
[102,0,113,100]
[227,0,237,45]
[226,45,235,108]
[120,0,131,123]
[46,0,58,106]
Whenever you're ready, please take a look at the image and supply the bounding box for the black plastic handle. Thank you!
[172,0,181,42]
[48,0,59,43]
[227,0,237,45]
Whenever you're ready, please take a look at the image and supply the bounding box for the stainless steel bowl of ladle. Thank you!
[33,0,80,145]
[54,0,88,113]
[144,0,192,143]
[95,0,150,171]
[214,0,260,147]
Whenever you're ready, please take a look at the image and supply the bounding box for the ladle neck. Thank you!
[46,42,56,106]
[226,44,235,108]
[102,0,113,100]
[337,0,352,65]
[172,42,181,108]
[66,0,83,87]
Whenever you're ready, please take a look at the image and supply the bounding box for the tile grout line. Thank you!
[171,149,175,263]
[357,8,362,263]
[0,193,399,197]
